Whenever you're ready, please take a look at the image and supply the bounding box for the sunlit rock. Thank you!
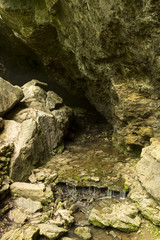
[89,200,141,232]
[0,77,23,117]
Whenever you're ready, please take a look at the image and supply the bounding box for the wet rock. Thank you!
[109,230,117,238]
[89,200,141,232]
[0,77,24,117]
[129,180,160,226]
[137,138,160,202]
[69,203,81,214]
[38,223,67,240]
[8,208,27,224]
[74,227,92,240]
[10,182,47,202]
[14,197,42,213]
[55,209,74,227]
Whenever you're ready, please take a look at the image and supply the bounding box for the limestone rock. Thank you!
[23,226,39,240]
[29,168,58,184]
[55,209,74,227]
[129,180,160,226]
[22,80,63,111]
[1,228,23,240]
[38,223,67,240]
[0,78,23,117]
[14,197,42,213]
[46,91,63,110]
[8,208,27,224]
[137,138,160,202]
[0,106,71,181]
[1,227,39,240]
[89,200,141,232]
[10,182,46,202]
[74,227,91,240]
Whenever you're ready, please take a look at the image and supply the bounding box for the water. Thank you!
[120,190,126,200]
[106,188,112,199]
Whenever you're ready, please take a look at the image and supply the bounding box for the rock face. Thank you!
[0,1,160,149]
[89,200,141,232]
[0,77,24,117]
[0,79,72,181]
[136,138,160,202]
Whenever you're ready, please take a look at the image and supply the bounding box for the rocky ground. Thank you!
[1,116,160,240]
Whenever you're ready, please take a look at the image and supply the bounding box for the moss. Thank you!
[90,219,105,229]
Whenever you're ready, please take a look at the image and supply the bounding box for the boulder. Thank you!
[10,182,49,202]
[129,180,160,226]
[0,77,23,117]
[74,227,92,240]
[22,80,63,111]
[8,208,27,224]
[55,209,74,227]
[0,106,72,181]
[137,138,160,202]
[38,223,67,240]
[14,197,42,213]
[89,200,141,232]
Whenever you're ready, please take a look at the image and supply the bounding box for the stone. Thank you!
[0,77,24,117]
[10,182,46,202]
[136,138,160,202]
[0,105,71,181]
[1,227,39,240]
[14,197,42,213]
[38,223,67,240]
[46,91,63,110]
[55,209,74,227]
[8,208,27,224]
[74,227,92,240]
[1,228,23,240]
[89,200,141,232]
[23,226,39,240]
[29,168,58,183]
[129,180,160,226]
[109,230,117,238]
